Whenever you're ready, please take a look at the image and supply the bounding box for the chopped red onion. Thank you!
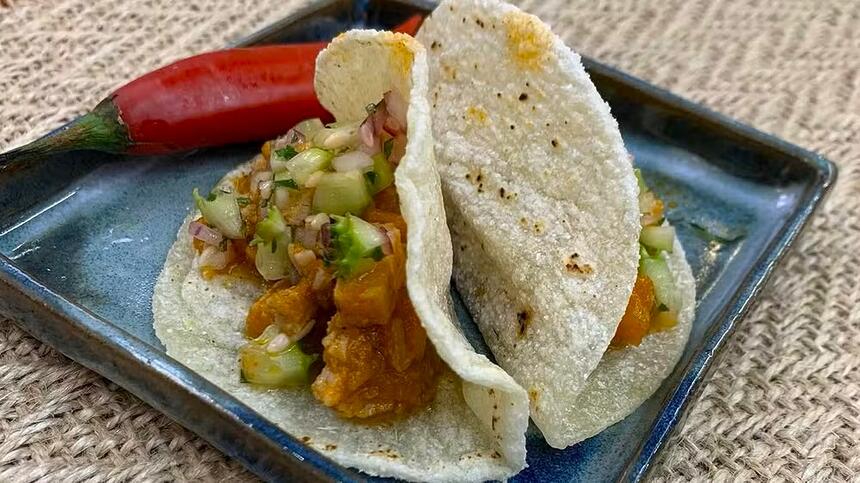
[384,90,408,130]
[359,119,376,148]
[258,180,273,201]
[332,151,373,172]
[199,245,232,270]
[306,213,329,231]
[383,116,403,136]
[320,223,332,249]
[371,107,388,135]
[250,170,273,196]
[380,228,393,256]
[189,221,223,246]
[294,226,317,249]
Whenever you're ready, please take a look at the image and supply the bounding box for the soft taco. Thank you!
[417,0,696,448]
[152,30,529,481]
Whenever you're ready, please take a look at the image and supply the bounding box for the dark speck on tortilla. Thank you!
[476,174,483,182]
[518,93,528,101]
[325,444,337,451]
[551,139,559,147]
[497,92,502,98]
[510,124,515,130]
[431,40,440,49]
[476,18,485,28]
[516,309,532,337]
[301,436,311,443]
[499,187,506,198]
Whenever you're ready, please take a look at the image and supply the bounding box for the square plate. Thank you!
[0,0,835,481]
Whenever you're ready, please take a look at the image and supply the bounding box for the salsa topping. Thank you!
[610,170,680,348]
[190,92,441,420]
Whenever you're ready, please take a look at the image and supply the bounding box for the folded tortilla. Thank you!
[153,30,529,481]
[418,0,696,448]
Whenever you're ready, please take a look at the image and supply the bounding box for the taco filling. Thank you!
[187,92,441,419]
[611,170,679,348]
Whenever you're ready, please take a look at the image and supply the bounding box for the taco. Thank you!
[153,30,529,481]
[417,0,696,448]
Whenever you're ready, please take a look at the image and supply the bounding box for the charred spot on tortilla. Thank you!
[491,415,499,430]
[533,220,545,234]
[516,309,532,337]
[565,253,593,276]
[509,124,515,130]
[528,387,540,406]
[518,93,528,101]
[370,448,400,459]
[499,187,506,198]
[325,444,337,451]
[551,139,559,148]
[301,436,311,443]
[430,40,440,50]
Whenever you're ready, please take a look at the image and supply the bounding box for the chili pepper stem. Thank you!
[0,98,130,169]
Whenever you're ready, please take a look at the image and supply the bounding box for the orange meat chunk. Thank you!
[610,274,656,348]
[246,277,316,338]
[312,291,439,419]
[333,229,405,327]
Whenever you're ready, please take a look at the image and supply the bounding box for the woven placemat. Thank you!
[1,0,858,481]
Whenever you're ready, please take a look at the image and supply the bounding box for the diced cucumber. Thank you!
[192,188,244,239]
[640,225,675,253]
[239,337,316,387]
[640,255,678,313]
[273,170,299,190]
[285,148,333,185]
[254,206,288,242]
[328,214,387,278]
[367,153,395,194]
[254,232,295,281]
[312,170,371,216]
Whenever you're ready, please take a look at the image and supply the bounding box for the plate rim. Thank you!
[0,1,837,482]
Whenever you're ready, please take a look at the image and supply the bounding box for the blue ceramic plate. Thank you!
[0,1,835,481]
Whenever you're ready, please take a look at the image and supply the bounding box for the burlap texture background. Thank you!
[1,0,857,481]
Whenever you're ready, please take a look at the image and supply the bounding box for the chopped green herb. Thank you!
[274,178,299,189]
[369,246,384,261]
[364,171,378,185]
[275,146,298,159]
[236,197,251,206]
[383,138,394,159]
[658,303,669,312]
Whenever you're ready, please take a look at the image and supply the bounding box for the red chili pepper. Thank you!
[0,15,423,164]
